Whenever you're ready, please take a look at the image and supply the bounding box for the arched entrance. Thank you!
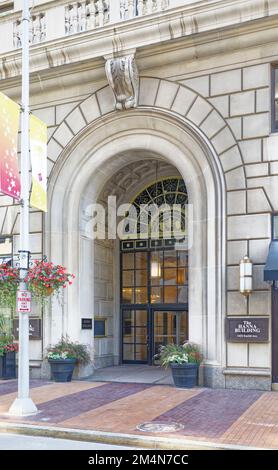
[119,176,189,364]
[46,107,226,386]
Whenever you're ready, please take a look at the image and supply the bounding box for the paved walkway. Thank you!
[0,379,278,449]
[85,365,173,385]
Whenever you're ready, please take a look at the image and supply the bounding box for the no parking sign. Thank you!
[17,291,31,313]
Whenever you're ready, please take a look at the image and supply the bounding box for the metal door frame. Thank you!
[120,238,189,365]
[150,306,189,365]
[121,305,188,365]
[120,305,150,364]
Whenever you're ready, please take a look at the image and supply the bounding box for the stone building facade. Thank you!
[0,0,278,390]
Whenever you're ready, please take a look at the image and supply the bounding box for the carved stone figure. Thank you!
[105,54,139,110]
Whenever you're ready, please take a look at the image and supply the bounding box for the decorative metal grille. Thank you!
[129,177,188,238]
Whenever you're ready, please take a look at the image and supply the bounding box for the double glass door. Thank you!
[122,308,188,364]
[121,245,188,364]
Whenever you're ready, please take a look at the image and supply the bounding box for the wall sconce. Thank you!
[240,255,253,296]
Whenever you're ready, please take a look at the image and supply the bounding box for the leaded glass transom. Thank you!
[128,177,188,239]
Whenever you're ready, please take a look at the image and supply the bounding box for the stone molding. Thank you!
[47,77,246,191]
[1,0,278,81]
[46,78,230,369]
[223,368,271,376]
[105,54,139,110]
[46,111,226,367]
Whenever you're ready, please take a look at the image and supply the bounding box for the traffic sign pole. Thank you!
[8,0,38,416]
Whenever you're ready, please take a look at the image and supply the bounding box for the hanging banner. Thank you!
[0,92,21,199]
[30,114,47,212]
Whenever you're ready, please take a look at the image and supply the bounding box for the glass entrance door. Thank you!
[153,310,188,364]
[122,309,148,363]
[120,239,189,364]
[122,308,188,364]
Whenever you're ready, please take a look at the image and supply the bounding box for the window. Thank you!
[129,177,188,239]
[94,318,107,338]
[273,214,278,240]
[121,245,188,306]
[272,67,278,132]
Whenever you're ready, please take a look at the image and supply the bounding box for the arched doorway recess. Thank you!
[46,88,230,386]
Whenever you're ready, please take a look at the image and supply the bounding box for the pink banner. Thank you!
[0,92,21,199]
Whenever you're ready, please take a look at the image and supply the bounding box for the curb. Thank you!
[0,422,267,450]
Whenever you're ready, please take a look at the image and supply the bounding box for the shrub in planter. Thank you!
[46,336,91,382]
[0,334,18,379]
[157,342,203,388]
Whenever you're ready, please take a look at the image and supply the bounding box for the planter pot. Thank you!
[45,287,54,296]
[170,363,199,388]
[48,358,76,382]
[0,351,16,379]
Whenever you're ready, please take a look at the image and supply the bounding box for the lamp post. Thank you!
[8,0,38,416]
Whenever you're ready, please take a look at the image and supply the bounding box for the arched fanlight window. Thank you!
[126,177,188,239]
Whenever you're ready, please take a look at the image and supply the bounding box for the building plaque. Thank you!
[81,318,93,330]
[13,318,41,340]
[226,317,269,342]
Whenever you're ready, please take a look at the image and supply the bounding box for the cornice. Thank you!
[0,0,278,90]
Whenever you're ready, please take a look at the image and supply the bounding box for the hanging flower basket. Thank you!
[25,260,75,302]
[0,264,20,309]
[0,260,74,306]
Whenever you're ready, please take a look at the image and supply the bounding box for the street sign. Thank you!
[16,291,31,313]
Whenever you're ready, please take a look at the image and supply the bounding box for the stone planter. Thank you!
[0,351,16,379]
[170,363,199,388]
[48,358,76,382]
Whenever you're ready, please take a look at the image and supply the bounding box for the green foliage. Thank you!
[0,334,18,357]
[0,314,6,332]
[0,313,12,334]
[0,264,19,308]
[183,342,203,364]
[46,336,91,365]
[156,342,203,368]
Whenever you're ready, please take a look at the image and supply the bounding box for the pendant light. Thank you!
[151,259,161,278]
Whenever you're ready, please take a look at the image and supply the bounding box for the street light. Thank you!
[8,0,38,416]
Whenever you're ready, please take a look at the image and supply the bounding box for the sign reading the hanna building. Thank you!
[226,317,269,342]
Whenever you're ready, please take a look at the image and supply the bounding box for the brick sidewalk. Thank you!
[0,379,278,449]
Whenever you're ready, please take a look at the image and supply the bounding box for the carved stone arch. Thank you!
[47,77,247,192]
[45,77,246,387]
